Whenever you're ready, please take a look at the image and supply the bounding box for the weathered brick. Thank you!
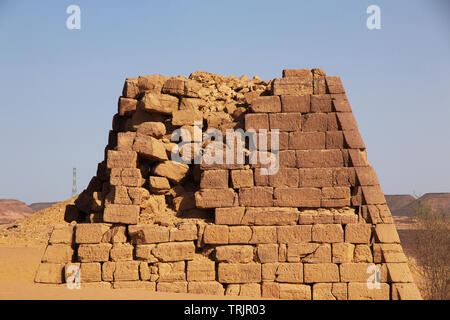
[288,132,325,150]
[249,226,277,244]
[203,225,229,244]
[277,225,311,243]
[152,242,195,262]
[134,244,158,263]
[244,113,269,130]
[302,113,327,132]
[122,77,139,98]
[274,187,321,207]
[343,131,365,149]
[281,95,310,113]
[239,187,273,207]
[299,168,333,187]
[279,150,296,167]
[158,261,185,281]
[296,150,344,168]
[331,95,352,112]
[348,283,390,300]
[34,263,64,284]
[242,207,298,226]
[332,243,355,263]
[355,166,379,186]
[304,263,339,283]
[103,204,140,224]
[215,245,254,263]
[157,281,188,293]
[256,244,278,263]
[251,96,281,113]
[326,131,344,149]
[340,263,375,282]
[312,224,344,243]
[109,168,143,187]
[269,113,302,131]
[273,77,313,96]
[262,282,280,299]
[345,223,372,244]
[327,113,339,131]
[195,188,237,208]
[392,283,422,300]
[116,132,136,151]
[348,149,369,167]
[187,260,216,282]
[49,225,74,244]
[386,263,414,282]
[312,68,327,94]
[373,243,407,263]
[118,97,137,116]
[188,281,224,295]
[200,170,229,189]
[361,185,386,205]
[153,160,190,183]
[310,94,332,113]
[325,76,345,94]
[218,263,261,283]
[128,225,170,244]
[132,133,168,161]
[41,245,73,263]
[332,167,356,187]
[267,168,299,187]
[275,263,303,283]
[230,170,253,188]
[228,226,252,244]
[75,224,110,244]
[336,112,358,131]
[169,223,197,242]
[106,150,137,169]
[279,283,311,300]
[215,207,245,225]
[354,245,373,263]
[162,78,200,97]
[77,243,112,262]
[79,263,102,282]
[110,243,133,261]
[172,109,203,126]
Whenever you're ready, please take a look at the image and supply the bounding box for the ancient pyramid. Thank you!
[35,68,422,300]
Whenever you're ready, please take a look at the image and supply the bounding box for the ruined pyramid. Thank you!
[35,68,422,300]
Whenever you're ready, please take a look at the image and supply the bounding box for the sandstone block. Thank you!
[215,207,245,225]
[354,245,373,263]
[187,260,216,282]
[188,282,224,296]
[215,245,254,263]
[332,96,352,112]
[158,261,186,281]
[345,223,372,244]
[239,283,261,298]
[281,95,310,113]
[78,243,112,262]
[79,263,102,282]
[113,281,156,290]
[137,74,167,93]
[251,96,281,113]
[386,263,414,282]
[109,168,143,187]
[296,150,344,168]
[282,69,312,78]
[114,261,140,281]
[49,225,74,244]
[325,76,345,94]
[257,244,278,263]
[332,243,355,263]
[269,113,302,132]
[302,113,327,132]
[273,77,313,96]
[132,133,168,161]
[304,263,339,283]
[157,281,188,293]
[218,263,261,283]
[153,160,189,183]
[312,68,327,94]
[118,97,137,116]
[332,167,356,187]
[230,170,253,188]
[249,226,277,244]
[262,282,280,299]
[203,225,229,244]
[288,132,325,150]
[355,166,379,186]
[106,150,137,169]
[392,283,422,300]
[244,113,269,130]
[310,94,332,113]
[267,168,299,187]
[139,92,179,114]
[122,77,139,98]
[42,245,73,264]
[128,225,170,244]
[172,109,203,126]
[343,131,365,149]
[195,189,237,208]
[340,263,376,282]
[326,131,344,149]
[347,283,389,300]
[242,207,298,226]
[228,226,252,244]
[200,170,229,189]
[374,224,400,243]
[162,78,201,98]
[110,243,133,261]
[169,223,197,242]
[136,121,166,138]
[102,261,115,281]
[348,149,369,167]
[135,244,158,263]
[273,187,321,207]
[277,225,311,243]
[336,112,358,131]
[312,283,335,300]
[35,263,64,283]
[279,284,311,300]
[373,244,407,263]
[275,263,303,283]
[75,224,111,244]
[149,176,171,194]
[311,224,344,243]
[239,187,273,207]
[152,241,195,262]
[103,204,140,225]
[298,168,333,188]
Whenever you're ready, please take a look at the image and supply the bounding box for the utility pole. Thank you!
[72,168,77,197]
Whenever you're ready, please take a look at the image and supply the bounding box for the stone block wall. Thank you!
[35,69,422,300]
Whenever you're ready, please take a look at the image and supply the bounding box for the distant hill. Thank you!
[28,202,57,212]
[0,199,34,224]
[386,193,450,217]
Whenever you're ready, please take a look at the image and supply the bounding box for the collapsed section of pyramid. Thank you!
[35,69,422,300]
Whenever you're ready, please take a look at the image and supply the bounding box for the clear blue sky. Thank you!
[0,0,449,204]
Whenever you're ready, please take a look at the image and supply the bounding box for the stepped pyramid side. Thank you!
[34,69,422,300]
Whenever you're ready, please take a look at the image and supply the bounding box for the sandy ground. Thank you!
[0,246,256,300]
